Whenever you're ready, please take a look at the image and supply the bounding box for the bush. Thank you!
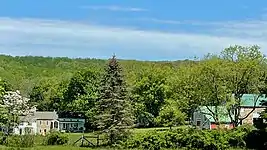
[245,129,267,149]
[155,105,186,128]
[4,135,35,148]
[121,125,257,150]
[43,131,69,145]
[228,124,254,148]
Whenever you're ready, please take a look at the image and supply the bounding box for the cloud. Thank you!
[0,17,266,61]
[81,5,148,12]
[133,17,267,39]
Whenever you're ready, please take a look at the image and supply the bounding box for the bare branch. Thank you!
[239,94,261,121]
[205,106,218,123]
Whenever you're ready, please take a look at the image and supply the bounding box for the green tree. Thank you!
[0,78,5,98]
[220,45,267,127]
[197,56,232,124]
[156,101,186,129]
[63,69,100,111]
[170,62,204,120]
[29,78,67,111]
[95,55,134,144]
[63,69,100,131]
[131,69,169,127]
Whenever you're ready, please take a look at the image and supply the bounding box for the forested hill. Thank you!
[0,54,188,96]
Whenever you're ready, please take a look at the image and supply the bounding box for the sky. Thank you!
[1,0,267,60]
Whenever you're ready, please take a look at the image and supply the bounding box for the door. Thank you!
[50,122,53,129]
[19,128,22,135]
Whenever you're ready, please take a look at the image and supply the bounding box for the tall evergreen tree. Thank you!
[95,55,134,144]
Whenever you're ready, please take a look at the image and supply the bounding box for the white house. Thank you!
[14,111,59,135]
[14,110,86,135]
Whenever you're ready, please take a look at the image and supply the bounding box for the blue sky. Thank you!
[1,0,267,60]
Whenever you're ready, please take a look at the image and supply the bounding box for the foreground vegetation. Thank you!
[0,125,264,149]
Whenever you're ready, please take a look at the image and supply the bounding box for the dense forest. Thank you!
[2,45,267,149]
[1,45,267,131]
[0,54,189,95]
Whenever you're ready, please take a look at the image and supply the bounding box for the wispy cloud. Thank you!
[81,5,148,12]
[132,17,227,26]
[133,17,267,39]
[0,17,266,60]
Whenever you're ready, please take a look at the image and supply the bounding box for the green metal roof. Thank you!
[198,94,267,123]
[199,106,233,123]
[240,94,267,107]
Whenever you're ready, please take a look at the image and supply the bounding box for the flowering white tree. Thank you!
[0,90,35,134]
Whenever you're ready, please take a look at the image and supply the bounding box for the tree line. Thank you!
[1,45,267,132]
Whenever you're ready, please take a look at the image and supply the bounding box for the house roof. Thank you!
[33,111,58,120]
[199,106,233,123]
[19,111,58,122]
[19,115,35,123]
[240,94,267,107]
[197,94,267,123]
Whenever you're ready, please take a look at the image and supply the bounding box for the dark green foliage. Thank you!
[63,69,100,111]
[43,131,69,145]
[29,78,67,111]
[131,70,170,127]
[95,55,134,144]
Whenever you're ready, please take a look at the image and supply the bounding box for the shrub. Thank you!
[121,126,257,150]
[0,131,6,145]
[155,105,186,128]
[43,131,68,145]
[4,135,35,148]
[228,124,254,148]
[245,129,267,149]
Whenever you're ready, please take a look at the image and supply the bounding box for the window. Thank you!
[63,123,66,129]
[196,120,201,126]
[54,121,58,128]
[47,121,48,125]
[40,121,41,125]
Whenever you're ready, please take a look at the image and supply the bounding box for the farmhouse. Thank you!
[192,94,267,129]
[14,111,86,135]
[15,111,59,135]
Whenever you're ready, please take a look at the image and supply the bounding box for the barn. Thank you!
[192,106,234,130]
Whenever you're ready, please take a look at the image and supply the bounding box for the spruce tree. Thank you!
[95,55,134,144]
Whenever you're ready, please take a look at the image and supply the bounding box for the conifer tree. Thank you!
[95,55,134,144]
